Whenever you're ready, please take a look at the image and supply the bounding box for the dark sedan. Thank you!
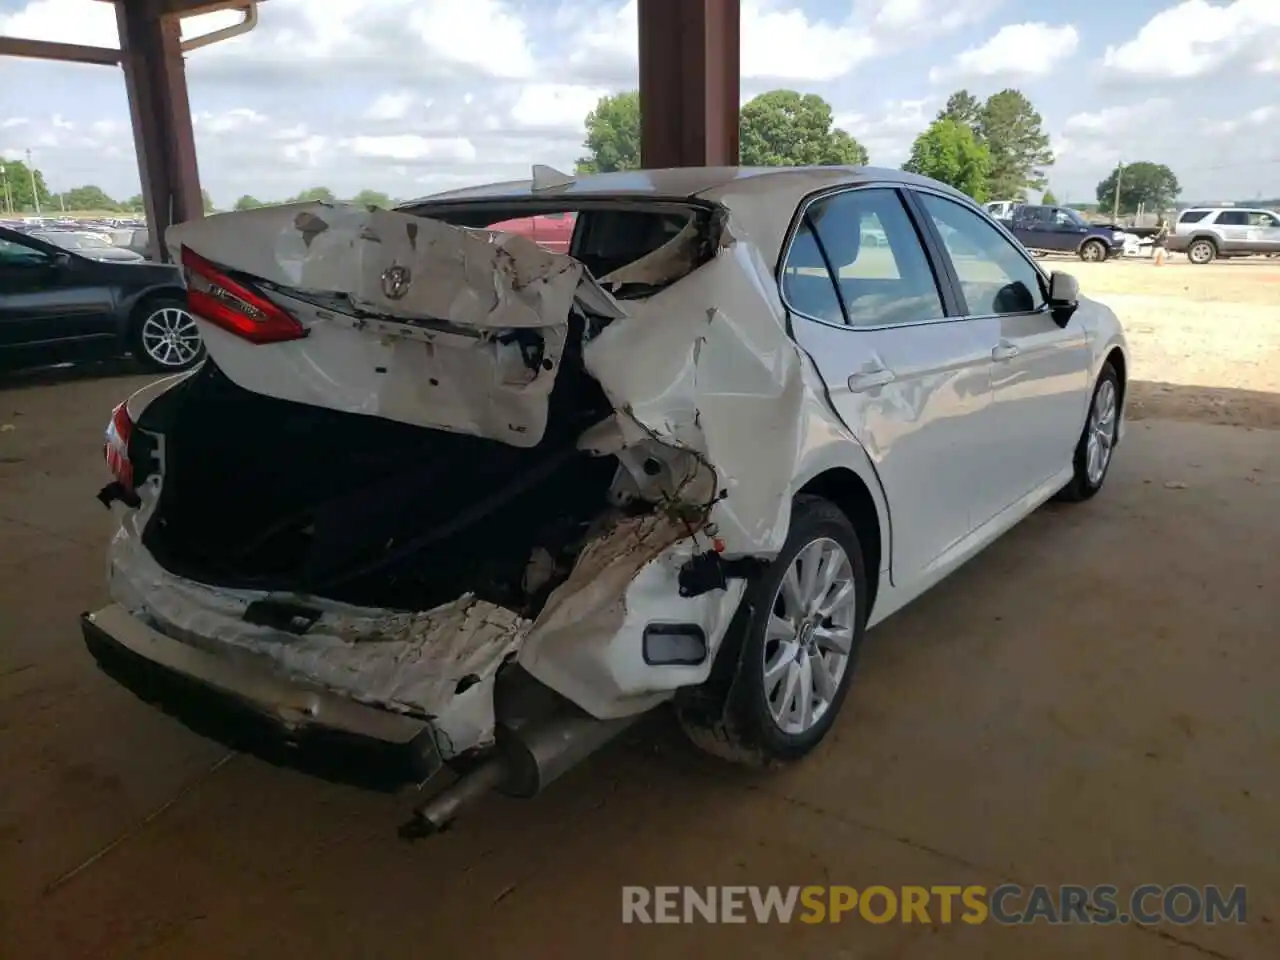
[0,225,204,372]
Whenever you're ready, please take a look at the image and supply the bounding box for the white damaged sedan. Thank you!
[85,166,1128,831]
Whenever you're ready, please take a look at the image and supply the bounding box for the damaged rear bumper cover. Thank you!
[81,604,442,786]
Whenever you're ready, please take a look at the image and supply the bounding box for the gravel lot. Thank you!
[2,256,1277,959]
[1071,257,1280,429]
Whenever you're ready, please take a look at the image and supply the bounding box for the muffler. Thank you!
[400,711,643,838]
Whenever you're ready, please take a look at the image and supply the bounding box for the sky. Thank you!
[0,0,1277,208]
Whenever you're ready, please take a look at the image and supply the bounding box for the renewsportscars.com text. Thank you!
[621,884,1247,926]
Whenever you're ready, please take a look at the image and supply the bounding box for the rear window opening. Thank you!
[401,200,719,297]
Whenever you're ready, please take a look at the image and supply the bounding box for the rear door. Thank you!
[1213,210,1250,252]
[781,185,1001,585]
[912,191,1092,507]
[0,230,116,351]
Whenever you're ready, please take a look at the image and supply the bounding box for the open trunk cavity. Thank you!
[135,320,634,616]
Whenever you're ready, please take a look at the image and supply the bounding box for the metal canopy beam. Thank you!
[0,36,120,65]
[115,0,203,259]
[638,0,740,168]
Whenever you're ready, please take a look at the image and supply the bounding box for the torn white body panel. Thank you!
[116,192,886,738]
[107,482,524,757]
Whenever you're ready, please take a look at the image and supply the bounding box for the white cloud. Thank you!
[340,135,477,163]
[509,84,608,133]
[2,118,32,129]
[930,22,1079,83]
[1102,0,1280,80]
[365,92,416,122]
[565,0,996,84]
[192,108,267,135]
[838,98,937,167]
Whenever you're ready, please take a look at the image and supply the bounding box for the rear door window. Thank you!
[793,188,947,328]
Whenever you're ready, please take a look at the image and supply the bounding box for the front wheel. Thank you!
[677,496,868,765]
[1079,239,1107,262]
[133,298,205,372]
[1057,363,1121,502]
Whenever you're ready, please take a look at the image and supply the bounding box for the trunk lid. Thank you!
[166,202,625,448]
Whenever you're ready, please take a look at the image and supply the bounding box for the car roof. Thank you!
[403,165,972,266]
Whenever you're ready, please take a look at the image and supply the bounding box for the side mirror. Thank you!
[1047,271,1079,327]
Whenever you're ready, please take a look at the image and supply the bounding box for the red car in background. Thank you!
[487,211,576,253]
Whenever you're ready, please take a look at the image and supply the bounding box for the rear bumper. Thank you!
[82,604,442,789]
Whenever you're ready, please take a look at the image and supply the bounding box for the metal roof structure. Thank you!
[0,0,743,262]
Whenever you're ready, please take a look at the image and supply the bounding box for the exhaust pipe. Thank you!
[400,711,642,838]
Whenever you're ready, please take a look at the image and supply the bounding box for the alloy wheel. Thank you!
[1086,378,1118,486]
[762,537,857,736]
[141,306,202,368]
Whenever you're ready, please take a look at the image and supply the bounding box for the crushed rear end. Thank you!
[86,196,818,824]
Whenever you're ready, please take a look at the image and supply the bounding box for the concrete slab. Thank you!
[0,372,1276,959]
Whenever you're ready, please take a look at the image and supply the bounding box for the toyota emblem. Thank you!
[381,265,411,300]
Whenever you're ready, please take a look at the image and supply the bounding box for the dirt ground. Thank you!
[1,258,1278,959]
[1070,257,1280,429]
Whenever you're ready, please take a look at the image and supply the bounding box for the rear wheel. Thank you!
[677,496,868,765]
[1187,238,1217,265]
[1079,239,1107,262]
[133,298,205,372]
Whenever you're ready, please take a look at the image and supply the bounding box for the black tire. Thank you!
[1057,363,1121,503]
[131,296,206,372]
[675,495,868,766]
[1187,238,1217,265]
[1078,239,1107,262]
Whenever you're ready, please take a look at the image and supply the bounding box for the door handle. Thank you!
[847,366,896,392]
[992,341,1020,362]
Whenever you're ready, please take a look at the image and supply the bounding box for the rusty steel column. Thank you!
[638,0,740,168]
[116,0,203,261]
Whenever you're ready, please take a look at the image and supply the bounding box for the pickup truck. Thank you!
[1004,204,1127,262]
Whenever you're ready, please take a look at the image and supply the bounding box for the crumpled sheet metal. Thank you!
[581,226,814,556]
[167,202,624,331]
[108,486,524,757]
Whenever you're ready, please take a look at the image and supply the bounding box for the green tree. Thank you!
[577,91,641,174]
[936,89,983,133]
[739,89,868,167]
[233,195,264,211]
[290,186,337,203]
[201,189,216,214]
[977,89,1054,199]
[902,118,991,200]
[122,193,144,212]
[1094,162,1180,215]
[349,189,392,209]
[0,158,54,212]
[61,184,119,212]
[1041,188,1058,205]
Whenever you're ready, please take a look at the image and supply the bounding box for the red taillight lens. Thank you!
[181,246,306,344]
[104,402,134,490]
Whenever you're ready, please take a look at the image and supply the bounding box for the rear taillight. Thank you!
[181,246,306,344]
[104,401,134,490]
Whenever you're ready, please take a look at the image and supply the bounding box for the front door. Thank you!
[914,192,1092,507]
[1247,210,1280,254]
[781,186,999,585]
[0,233,115,354]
